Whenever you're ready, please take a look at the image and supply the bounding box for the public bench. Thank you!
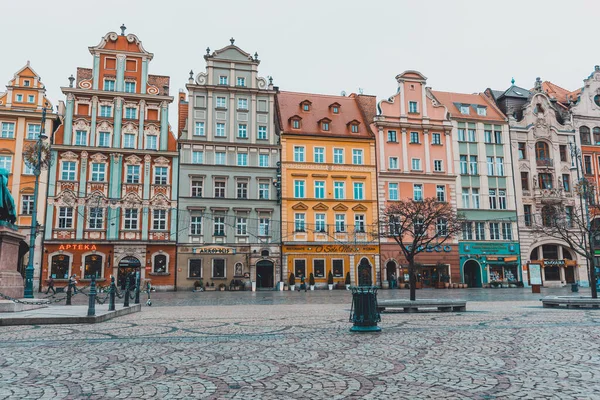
[377,299,467,313]
[541,296,600,309]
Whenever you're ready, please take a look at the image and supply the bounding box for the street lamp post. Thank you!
[23,103,49,298]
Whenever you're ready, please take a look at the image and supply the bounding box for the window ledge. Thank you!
[409,142,421,145]
[431,143,443,146]
[215,107,228,111]
[149,272,170,276]
[387,141,399,144]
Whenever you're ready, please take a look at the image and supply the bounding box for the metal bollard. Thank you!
[109,276,116,311]
[66,284,72,306]
[134,271,140,304]
[123,275,130,307]
[87,276,96,316]
[146,282,152,306]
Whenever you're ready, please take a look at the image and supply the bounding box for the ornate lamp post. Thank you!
[23,103,50,298]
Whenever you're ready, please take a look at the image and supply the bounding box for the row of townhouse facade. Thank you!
[3,27,598,292]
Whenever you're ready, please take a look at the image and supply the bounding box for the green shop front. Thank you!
[459,242,521,287]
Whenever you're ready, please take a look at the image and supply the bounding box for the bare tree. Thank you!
[529,183,598,298]
[380,198,464,301]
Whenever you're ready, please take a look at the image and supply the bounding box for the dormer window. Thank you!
[24,80,30,87]
[329,102,341,114]
[289,116,302,129]
[477,107,487,116]
[318,118,331,131]
[333,107,339,113]
[460,105,470,115]
[347,120,360,133]
[300,100,312,111]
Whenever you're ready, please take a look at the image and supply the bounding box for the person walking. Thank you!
[300,275,307,292]
[68,274,78,294]
[45,277,56,295]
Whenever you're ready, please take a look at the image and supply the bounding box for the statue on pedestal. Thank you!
[0,169,16,225]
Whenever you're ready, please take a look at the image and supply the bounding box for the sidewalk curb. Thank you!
[0,304,141,326]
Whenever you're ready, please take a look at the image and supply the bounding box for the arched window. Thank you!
[580,126,591,145]
[84,254,103,279]
[535,141,550,160]
[153,254,167,273]
[541,206,556,227]
[51,254,70,279]
[593,127,600,145]
[261,249,269,257]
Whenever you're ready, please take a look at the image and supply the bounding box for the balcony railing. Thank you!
[536,158,554,167]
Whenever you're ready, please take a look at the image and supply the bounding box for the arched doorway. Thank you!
[386,260,397,288]
[256,260,274,289]
[118,256,141,290]
[463,260,482,288]
[358,258,373,286]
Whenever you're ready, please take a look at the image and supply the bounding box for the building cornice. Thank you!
[61,87,173,102]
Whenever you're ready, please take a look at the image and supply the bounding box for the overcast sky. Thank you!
[2,0,598,132]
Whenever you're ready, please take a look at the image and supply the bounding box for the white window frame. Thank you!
[352,149,363,165]
[333,148,344,164]
[294,146,305,162]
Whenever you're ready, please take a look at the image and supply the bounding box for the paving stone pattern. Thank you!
[0,292,599,399]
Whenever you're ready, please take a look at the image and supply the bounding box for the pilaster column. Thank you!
[445,130,453,174]
[401,128,409,172]
[137,100,146,149]
[140,59,148,94]
[116,54,126,92]
[92,54,100,90]
[112,97,123,148]
[44,204,54,240]
[143,155,151,200]
[90,96,98,146]
[64,93,75,145]
[160,101,169,151]
[398,81,405,116]
[141,207,149,241]
[229,95,235,143]
[107,207,119,240]
[421,85,428,118]
[423,129,431,173]
[378,127,386,172]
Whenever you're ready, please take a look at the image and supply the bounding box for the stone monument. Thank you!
[0,168,25,299]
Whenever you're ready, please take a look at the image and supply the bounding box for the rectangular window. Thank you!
[75,130,87,146]
[216,123,226,136]
[104,80,115,91]
[489,222,500,240]
[314,181,325,199]
[353,182,364,200]
[484,130,492,144]
[436,185,446,202]
[23,162,34,175]
[292,120,300,129]
[295,213,305,232]
[61,161,76,181]
[467,129,476,142]
[88,207,103,229]
[294,146,305,162]
[192,151,204,164]
[458,129,466,142]
[410,131,419,144]
[237,124,248,138]
[432,133,441,145]
[214,216,225,236]
[124,208,138,230]
[237,153,248,166]
[154,166,168,185]
[23,80,30,87]
[258,182,270,199]
[214,181,226,198]
[237,181,248,199]
[478,107,487,116]
[27,124,41,140]
[462,188,470,208]
[237,77,246,87]
[236,217,248,235]
[333,148,343,164]
[315,213,326,232]
[335,214,346,232]
[215,152,226,165]
[21,195,34,215]
[124,133,135,149]
[98,132,110,147]
[219,76,228,85]
[518,142,527,159]
[194,122,205,136]
[566,206,574,228]
[58,207,73,229]
[434,160,443,172]
[460,105,470,114]
[436,218,448,236]
[189,259,202,278]
[524,205,532,227]
[354,214,365,232]
[411,158,421,171]
[322,122,329,131]
[259,154,269,167]
[294,180,305,198]
[294,259,306,279]
[332,259,344,278]
[494,130,502,144]
[153,209,167,230]
[259,218,270,236]
[258,100,267,112]
[487,156,495,176]
[413,184,423,201]
[125,107,136,119]
[213,259,226,278]
[334,182,345,199]
[521,172,529,190]
[496,157,504,176]
[125,81,136,93]
[100,106,112,117]
[562,174,570,192]
[584,155,593,175]
[472,188,480,209]
[489,189,497,209]
[460,155,468,174]
[389,183,399,200]
[469,156,478,175]
[147,135,157,150]
[539,173,553,189]
[462,222,473,240]
[126,165,140,184]
[237,98,248,110]
[90,163,106,182]
[257,126,267,140]
[352,149,363,165]
[409,101,418,113]
[498,189,507,210]
[502,223,512,240]
[314,147,325,163]
[559,145,567,162]
[475,222,485,240]
[388,130,397,142]
[16,94,23,102]
[190,216,202,235]
[191,180,203,197]
[389,157,399,170]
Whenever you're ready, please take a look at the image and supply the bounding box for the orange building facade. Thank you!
[373,71,460,287]
[42,28,178,290]
[0,62,56,288]
[276,92,380,287]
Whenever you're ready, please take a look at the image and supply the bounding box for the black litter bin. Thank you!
[349,286,381,332]
[571,283,579,293]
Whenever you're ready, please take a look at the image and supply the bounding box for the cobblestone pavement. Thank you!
[1,294,600,399]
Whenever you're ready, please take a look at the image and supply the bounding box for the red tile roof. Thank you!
[277,91,374,138]
[178,91,188,137]
[431,90,506,122]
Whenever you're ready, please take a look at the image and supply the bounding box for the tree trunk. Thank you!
[408,260,416,301]
[590,257,598,299]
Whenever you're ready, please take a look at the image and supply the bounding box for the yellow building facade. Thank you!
[276,92,379,287]
[0,62,56,287]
